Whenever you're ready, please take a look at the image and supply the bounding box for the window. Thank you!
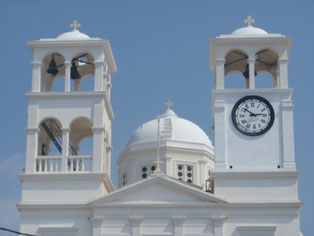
[122,172,127,186]
[141,165,156,179]
[177,164,193,183]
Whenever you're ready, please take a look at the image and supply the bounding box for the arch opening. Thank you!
[254,48,278,88]
[224,49,249,88]
[37,118,62,172]
[69,117,93,172]
[70,52,95,92]
[42,53,65,92]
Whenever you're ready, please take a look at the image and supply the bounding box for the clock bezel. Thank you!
[231,95,275,136]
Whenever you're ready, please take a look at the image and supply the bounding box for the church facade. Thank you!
[18,18,302,236]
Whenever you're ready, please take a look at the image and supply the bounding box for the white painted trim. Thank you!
[18,173,107,181]
[212,170,301,179]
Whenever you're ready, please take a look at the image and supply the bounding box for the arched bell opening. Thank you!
[42,53,66,92]
[70,52,95,91]
[224,49,249,88]
[224,71,248,89]
[38,118,63,156]
[254,48,279,88]
[255,71,276,88]
[69,117,93,156]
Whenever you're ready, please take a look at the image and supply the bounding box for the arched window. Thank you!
[37,118,62,172]
[70,53,95,91]
[224,49,249,88]
[42,53,65,92]
[38,118,62,156]
[254,48,278,88]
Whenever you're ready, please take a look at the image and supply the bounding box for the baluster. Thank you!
[39,159,42,172]
[56,158,59,172]
[50,159,53,172]
[76,158,79,172]
[45,159,48,172]
[82,159,85,172]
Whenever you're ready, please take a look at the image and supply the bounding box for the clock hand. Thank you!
[243,108,256,116]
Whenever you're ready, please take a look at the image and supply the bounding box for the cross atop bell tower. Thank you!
[244,15,255,26]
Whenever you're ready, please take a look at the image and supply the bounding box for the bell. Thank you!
[242,63,257,80]
[71,61,81,80]
[46,56,58,76]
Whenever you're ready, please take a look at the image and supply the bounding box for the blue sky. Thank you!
[0,0,313,235]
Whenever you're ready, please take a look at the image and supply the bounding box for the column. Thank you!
[64,61,71,92]
[213,218,224,236]
[172,217,185,236]
[61,128,70,171]
[94,61,104,91]
[215,59,225,89]
[274,67,280,88]
[281,100,296,169]
[105,145,112,177]
[214,100,226,170]
[198,160,207,189]
[31,61,42,92]
[130,216,143,236]
[25,128,39,174]
[93,127,105,172]
[279,58,289,88]
[248,57,255,89]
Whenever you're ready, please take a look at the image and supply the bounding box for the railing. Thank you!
[67,156,93,172]
[36,156,62,172]
[35,155,93,173]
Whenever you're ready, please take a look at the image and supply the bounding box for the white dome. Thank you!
[56,30,90,40]
[127,109,213,148]
[232,26,268,35]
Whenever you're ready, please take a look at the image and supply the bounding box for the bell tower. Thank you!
[19,20,117,226]
[210,16,301,209]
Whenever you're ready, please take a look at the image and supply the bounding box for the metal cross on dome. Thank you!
[164,100,174,110]
[244,16,255,27]
[70,20,81,31]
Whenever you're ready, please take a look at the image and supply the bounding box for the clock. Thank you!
[232,95,274,136]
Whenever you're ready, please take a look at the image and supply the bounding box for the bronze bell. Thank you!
[71,60,81,80]
[46,56,59,76]
[242,63,257,80]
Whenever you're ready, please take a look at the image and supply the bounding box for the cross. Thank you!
[244,16,255,27]
[164,100,174,110]
[70,20,81,31]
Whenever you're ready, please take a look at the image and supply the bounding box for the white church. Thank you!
[18,17,302,236]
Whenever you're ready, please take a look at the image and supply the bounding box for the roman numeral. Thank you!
[261,119,266,123]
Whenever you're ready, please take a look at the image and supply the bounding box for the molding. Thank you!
[92,203,227,208]
[17,202,90,210]
[18,173,108,181]
[228,201,303,208]
[26,91,107,99]
[212,88,293,96]
[212,170,301,179]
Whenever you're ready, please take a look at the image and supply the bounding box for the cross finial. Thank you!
[164,100,174,110]
[70,20,81,31]
[244,16,255,27]
[151,114,165,177]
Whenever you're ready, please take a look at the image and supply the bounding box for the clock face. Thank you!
[232,96,274,136]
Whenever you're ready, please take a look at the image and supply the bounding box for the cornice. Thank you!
[212,170,301,179]
[18,173,108,181]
